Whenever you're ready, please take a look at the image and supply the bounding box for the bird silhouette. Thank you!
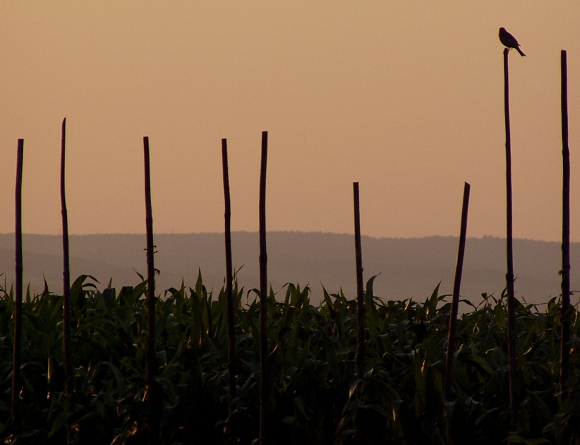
[499,27,526,57]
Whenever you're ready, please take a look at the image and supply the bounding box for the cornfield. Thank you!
[0,273,578,444]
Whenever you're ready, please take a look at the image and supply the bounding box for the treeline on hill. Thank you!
[0,274,578,444]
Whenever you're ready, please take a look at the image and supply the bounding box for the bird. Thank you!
[499,27,526,57]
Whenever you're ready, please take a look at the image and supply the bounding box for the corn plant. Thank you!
[0,273,579,444]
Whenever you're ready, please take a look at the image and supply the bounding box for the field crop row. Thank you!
[0,274,578,444]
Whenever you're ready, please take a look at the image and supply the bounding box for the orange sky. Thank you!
[1,2,579,241]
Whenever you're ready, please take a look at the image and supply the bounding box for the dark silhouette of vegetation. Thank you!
[0,276,578,444]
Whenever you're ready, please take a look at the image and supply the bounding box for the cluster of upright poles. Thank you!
[501,48,572,436]
[443,48,573,440]
[7,48,573,444]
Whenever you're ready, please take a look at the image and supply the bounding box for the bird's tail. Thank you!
[516,47,526,57]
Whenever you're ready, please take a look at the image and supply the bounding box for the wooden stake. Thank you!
[353,182,365,379]
[503,47,518,432]
[559,49,571,421]
[221,138,236,419]
[259,131,269,444]
[11,139,24,432]
[444,182,471,401]
[60,118,74,443]
[143,136,159,445]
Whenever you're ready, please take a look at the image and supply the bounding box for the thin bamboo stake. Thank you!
[444,182,471,401]
[353,182,365,380]
[259,131,269,444]
[221,138,236,417]
[503,47,518,431]
[559,50,571,405]
[60,118,74,444]
[558,48,572,445]
[11,139,24,432]
[143,136,159,445]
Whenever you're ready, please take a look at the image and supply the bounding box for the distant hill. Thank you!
[0,232,575,306]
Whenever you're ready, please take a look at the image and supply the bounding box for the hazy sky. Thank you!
[2,2,579,241]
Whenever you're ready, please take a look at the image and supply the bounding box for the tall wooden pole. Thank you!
[11,139,24,431]
[60,118,74,443]
[143,136,159,445]
[557,47,572,445]
[503,47,518,431]
[259,131,269,444]
[559,49,571,403]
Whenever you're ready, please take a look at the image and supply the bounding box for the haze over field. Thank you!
[0,232,575,307]
[1,3,580,242]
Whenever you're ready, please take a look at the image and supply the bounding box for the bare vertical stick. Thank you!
[60,118,74,444]
[444,182,471,401]
[503,48,518,431]
[61,118,73,395]
[259,131,269,444]
[11,139,24,431]
[143,136,159,445]
[559,49,571,404]
[221,138,236,417]
[353,182,365,379]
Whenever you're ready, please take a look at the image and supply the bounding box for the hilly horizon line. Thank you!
[0,232,576,305]
[0,230,571,244]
